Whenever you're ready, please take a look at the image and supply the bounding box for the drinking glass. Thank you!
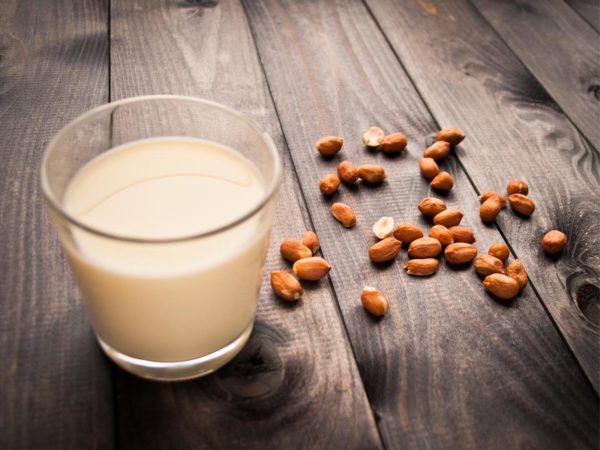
[41,95,281,381]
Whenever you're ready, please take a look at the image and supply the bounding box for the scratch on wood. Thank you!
[417,0,438,15]
[0,31,26,96]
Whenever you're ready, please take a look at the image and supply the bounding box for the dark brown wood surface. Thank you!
[0,1,114,449]
[366,0,600,393]
[1,0,598,448]
[472,0,600,148]
[566,0,600,31]
[243,0,598,448]
[109,0,381,448]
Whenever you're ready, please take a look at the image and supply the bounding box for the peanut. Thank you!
[480,195,503,222]
[430,171,454,191]
[429,225,454,246]
[336,160,359,184]
[506,179,528,195]
[449,226,475,244]
[292,257,331,281]
[393,223,424,245]
[331,202,357,228]
[444,243,477,265]
[418,197,447,217]
[405,258,439,276]
[508,194,535,217]
[436,127,465,146]
[488,243,510,262]
[363,127,384,148]
[541,230,567,255]
[507,260,528,290]
[280,239,312,262]
[433,209,463,228]
[474,254,505,277]
[315,136,343,156]
[483,274,520,300]
[423,141,450,161]
[380,132,408,153]
[361,287,389,317]
[319,173,340,196]
[271,271,303,301]
[301,231,320,254]
[358,164,386,183]
[408,237,442,258]
[368,237,402,263]
[479,191,505,205]
[372,217,395,239]
[419,158,440,180]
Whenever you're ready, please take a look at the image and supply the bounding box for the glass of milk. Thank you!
[41,96,281,381]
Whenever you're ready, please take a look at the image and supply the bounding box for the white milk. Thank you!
[62,137,270,362]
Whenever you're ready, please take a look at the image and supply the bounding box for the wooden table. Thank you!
[1,0,599,448]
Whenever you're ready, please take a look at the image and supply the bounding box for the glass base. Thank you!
[97,323,254,382]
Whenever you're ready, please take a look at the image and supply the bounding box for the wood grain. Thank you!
[366,0,600,393]
[109,0,381,448]
[0,1,114,449]
[471,0,600,149]
[244,0,599,447]
[565,0,600,31]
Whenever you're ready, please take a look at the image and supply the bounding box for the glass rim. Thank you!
[40,95,282,243]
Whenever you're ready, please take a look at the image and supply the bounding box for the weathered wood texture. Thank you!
[565,0,600,31]
[0,1,114,449]
[109,0,381,448]
[367,0,600,393]
[244,0,599,448]
[472,0,600,149]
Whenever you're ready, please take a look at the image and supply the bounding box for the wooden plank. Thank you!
[565,0,600,32]
[471,0,599,149]
[109,0,382,448]
[243,0,599,448]
[366,0,600,392]
[0,1,114,449]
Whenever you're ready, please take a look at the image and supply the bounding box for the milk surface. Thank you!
[62,137,268,362]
